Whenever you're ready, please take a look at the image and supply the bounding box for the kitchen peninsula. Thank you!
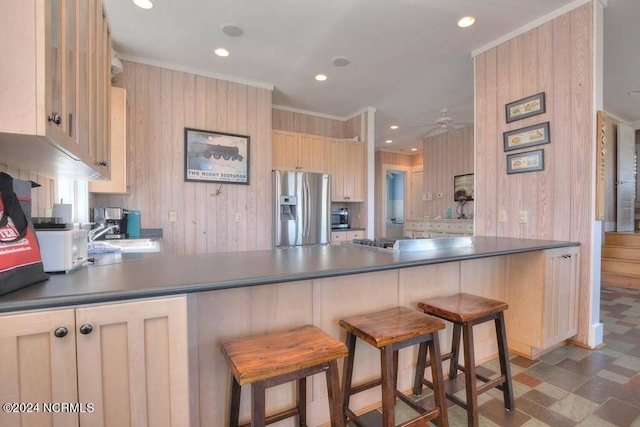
[0,237,579,426]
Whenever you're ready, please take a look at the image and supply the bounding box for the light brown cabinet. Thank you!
[0,0,112,179]
[330,229,365,245]
[0,296,191,427]
[506,246,580,359]
[272,130,325,172]
[325,137,365,202]
[90,87,127,194]
[403,219,473,238]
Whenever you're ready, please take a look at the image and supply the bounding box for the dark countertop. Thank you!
[0,237,578,313]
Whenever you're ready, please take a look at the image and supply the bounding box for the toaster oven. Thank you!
[35,229,88,273]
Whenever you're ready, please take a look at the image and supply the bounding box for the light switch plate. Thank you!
[518,210,528,224]
[169,211,178,223]
[498,210,507,223]
[423,192,432,201]
[236,213,243,223]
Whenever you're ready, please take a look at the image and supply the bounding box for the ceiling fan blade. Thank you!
[420,127,444,139]
[447,127,462,137]
[410,123,438,129]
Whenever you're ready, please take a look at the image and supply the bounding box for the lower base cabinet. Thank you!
[506,246,580,359]
[0,296,190,427]
[330,229,365,245]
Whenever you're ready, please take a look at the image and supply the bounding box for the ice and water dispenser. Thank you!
[279,196,297,221]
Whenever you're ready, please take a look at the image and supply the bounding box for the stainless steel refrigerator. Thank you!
[273,170,331,247]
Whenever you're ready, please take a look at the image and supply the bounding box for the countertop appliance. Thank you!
[273,170,331,247]
[331,208,350,229]
[35,229,88,273]
[93,207,128,239]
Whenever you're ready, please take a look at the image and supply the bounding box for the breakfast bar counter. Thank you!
[0,236,577,313]
[0,236,581,427]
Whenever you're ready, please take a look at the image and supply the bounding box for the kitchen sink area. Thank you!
[86,237,163,267]
[102,238,163,253]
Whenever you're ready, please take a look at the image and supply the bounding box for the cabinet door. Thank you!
[90,87,127,193]
[331,231,346,245]
[273,130,299,170]
[326,138,346,201]
[0,309,78,427]
[345,142,365,201]
[544,247,580,347]
[346,230,364,240]
[298,134,325,172]
[76,297,190,427]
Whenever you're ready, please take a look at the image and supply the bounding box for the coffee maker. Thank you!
[93,207,128,239]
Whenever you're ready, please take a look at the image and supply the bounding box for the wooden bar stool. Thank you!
[339,307,449,427]
[415,293,514,427]
[220,325,348,427]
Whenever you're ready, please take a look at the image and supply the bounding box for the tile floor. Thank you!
[349,285,640,426]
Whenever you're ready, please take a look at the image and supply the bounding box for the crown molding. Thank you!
[118,54,274,90]
[472,0,596,57]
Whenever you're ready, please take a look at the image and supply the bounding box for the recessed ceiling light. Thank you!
[629,90,640,96]
[222,24,244,37]
[385,140,393,144]
[457,16,475,28]
[133,0,153,9]
[214,48,230,57]
[411,148,418,152]
[315,74,328,82]
[332,57,351,67]
[390,125,399,130]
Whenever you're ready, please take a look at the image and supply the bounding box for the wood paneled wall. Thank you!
[422,126,474,219]
[272,108,362,141]
[94,61,273,255]
[474,3,593,344]
[0,163,56,217]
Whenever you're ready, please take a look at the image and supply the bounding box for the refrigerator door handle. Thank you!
[304,181,311,239]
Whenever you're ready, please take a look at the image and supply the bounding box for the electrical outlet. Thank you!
[436,192,443,198]
[518,210,528,224]
[423,192,432,201]
[236,213,242,223]
[498,210,507,223]
[169,211,178,223]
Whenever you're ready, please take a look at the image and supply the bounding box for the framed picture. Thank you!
[503,121,550,151]
[184,128,250,184]
[506,149,544,174]
[453,173,474,201]
[505,92,546,123]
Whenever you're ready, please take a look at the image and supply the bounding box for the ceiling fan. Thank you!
[412,108,472,139]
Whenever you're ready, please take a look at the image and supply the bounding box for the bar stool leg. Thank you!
[449,323,462,379]
[462,323,478,427]
[495,312,515,410]
[298,377,307,426]
[229,376,241,427]
[341,332,357,422]
[428,333,449,427]
[380,345,395,427]
[325,360,345,427]
[412,342,428,395]
[251,381,267,427]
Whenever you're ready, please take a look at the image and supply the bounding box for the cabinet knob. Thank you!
[47,113,62,125]
[54,327,68,338]
[98,161,108,167]
[79,324,93,335]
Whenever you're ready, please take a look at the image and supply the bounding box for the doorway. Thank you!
[381,164,412,238]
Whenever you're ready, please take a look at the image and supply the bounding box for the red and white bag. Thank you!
[0,173,48,295]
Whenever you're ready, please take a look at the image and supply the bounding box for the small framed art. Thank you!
[503,121,550,152]
[506,149,544,174]
[505,92,546,123]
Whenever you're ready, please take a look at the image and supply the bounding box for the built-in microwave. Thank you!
[331,209,350,229]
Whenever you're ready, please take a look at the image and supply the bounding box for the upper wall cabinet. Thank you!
[0,0,112,180]
[325,137,365,202]
[273,130,325,172]
[90,87,127,193]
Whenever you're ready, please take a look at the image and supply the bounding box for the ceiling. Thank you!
[104,0,640,153]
